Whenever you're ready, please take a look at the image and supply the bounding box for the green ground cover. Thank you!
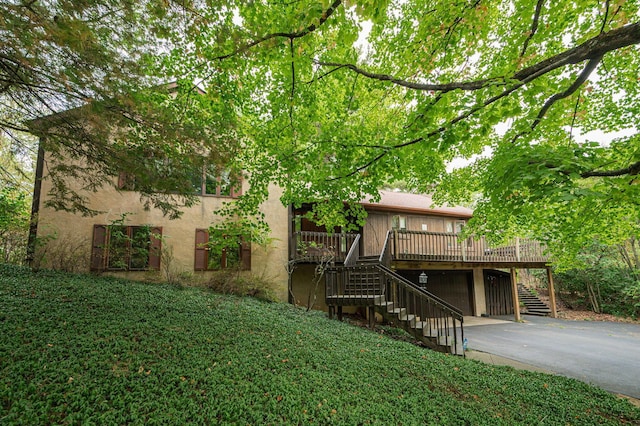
[1,264,638,425]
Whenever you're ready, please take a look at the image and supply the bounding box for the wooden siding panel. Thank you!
[484,270,514,315]
[363,213,389,256]
[396,270,473,316]
[363,212,467,257]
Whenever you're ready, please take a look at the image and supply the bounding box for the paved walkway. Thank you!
[462,315,640,400]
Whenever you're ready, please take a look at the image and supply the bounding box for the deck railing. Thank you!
[291,231,359,263]
[391,230,548,263]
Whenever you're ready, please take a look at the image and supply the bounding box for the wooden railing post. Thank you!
[510,268,521,322]
[547,267,558,318]
[515,238,521,262]
[461,236,467,262]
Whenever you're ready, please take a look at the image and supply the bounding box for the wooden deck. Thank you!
[292,230,550,267]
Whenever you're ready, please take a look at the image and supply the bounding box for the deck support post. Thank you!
[510,268,521,322]
[328,305,335,320]
[368,306,376,329]
[337,306,343,322]
[546,267,558,318]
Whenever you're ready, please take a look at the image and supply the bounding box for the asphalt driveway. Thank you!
[464,315,640,399]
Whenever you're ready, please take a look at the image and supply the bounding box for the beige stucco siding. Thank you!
[35,158,290,301]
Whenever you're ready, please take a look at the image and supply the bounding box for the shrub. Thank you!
[31,232,89,273]
[0,185,30,265]
[196,268,277,301]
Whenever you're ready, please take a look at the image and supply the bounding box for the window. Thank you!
[91,225,161,271]
[446,220,472,248]
[392,215,407,230]
[198,165,242,197]
[446,220,465,234]
[194,229,251,271]
[118,165,242,198]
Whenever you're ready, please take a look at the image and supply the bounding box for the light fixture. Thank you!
[419,272,428,287]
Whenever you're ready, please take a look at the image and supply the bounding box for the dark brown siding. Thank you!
[90,225,107,271]
[484,270,514,315]
[397,270,474,315]
[194,229,208,271]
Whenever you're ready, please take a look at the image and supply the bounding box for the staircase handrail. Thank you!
[343,234,361,267]
[375,264,464,320]
[379,230,392,267]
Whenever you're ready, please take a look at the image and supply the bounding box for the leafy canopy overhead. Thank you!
[7,0,640,265]
[164,0,640,265]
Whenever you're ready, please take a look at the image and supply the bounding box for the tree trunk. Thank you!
[586,281,601,313]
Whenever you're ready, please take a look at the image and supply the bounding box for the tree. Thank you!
[1,0,241,219]
[7,1,640,266]
[158,0,639,266]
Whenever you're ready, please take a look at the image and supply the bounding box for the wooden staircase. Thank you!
[326,252,464,355]
[518,284,552,316]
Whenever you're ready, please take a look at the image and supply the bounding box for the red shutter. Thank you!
[91,225,107,271]
[117,172,136,190]
[148,227,162,270]
[194,229,209,271]
[117,172,127,189]
[231,176,243,198]
[241,240,251,270]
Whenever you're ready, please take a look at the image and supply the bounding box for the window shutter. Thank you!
[117,172,136,190]
[194,229,209,271]
[117,172,129,189]
[91,225,107,271]
[231,176,243,198]
[148,227,162,270]
[241,241,251,270]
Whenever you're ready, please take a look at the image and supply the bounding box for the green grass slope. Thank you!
[1,265,638,425]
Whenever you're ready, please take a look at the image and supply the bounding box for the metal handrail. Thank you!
[379,230,392,267]
[343,234,361,267]
[376,264,463,319]
[325,262,464,355]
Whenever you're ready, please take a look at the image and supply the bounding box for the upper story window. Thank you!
[446,220,465,234]
[192,165,242,198]
[392,215,407,230]
[118,164,242,198]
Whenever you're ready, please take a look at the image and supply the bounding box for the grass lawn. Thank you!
[1,264,639,425]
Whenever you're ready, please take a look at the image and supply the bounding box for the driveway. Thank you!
[464,315,640,399]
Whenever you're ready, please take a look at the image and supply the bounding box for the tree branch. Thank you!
[289,38,295,128]
[315,60,502,92]
[214,0,342,61]
[582,161,640,178]
[520,0,545,58]
[528,54,601,133]
[600,0,610,34]
[317,21,640,94]
[328,53,564,181]
[327,150,389,181]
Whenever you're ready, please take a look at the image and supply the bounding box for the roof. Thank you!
[360,190,474,218]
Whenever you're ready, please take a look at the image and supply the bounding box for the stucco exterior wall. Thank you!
[34,155,291,301]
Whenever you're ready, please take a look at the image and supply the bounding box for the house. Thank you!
[288,190,555,353]
[28,144,292,301]
[28,96,555,354]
